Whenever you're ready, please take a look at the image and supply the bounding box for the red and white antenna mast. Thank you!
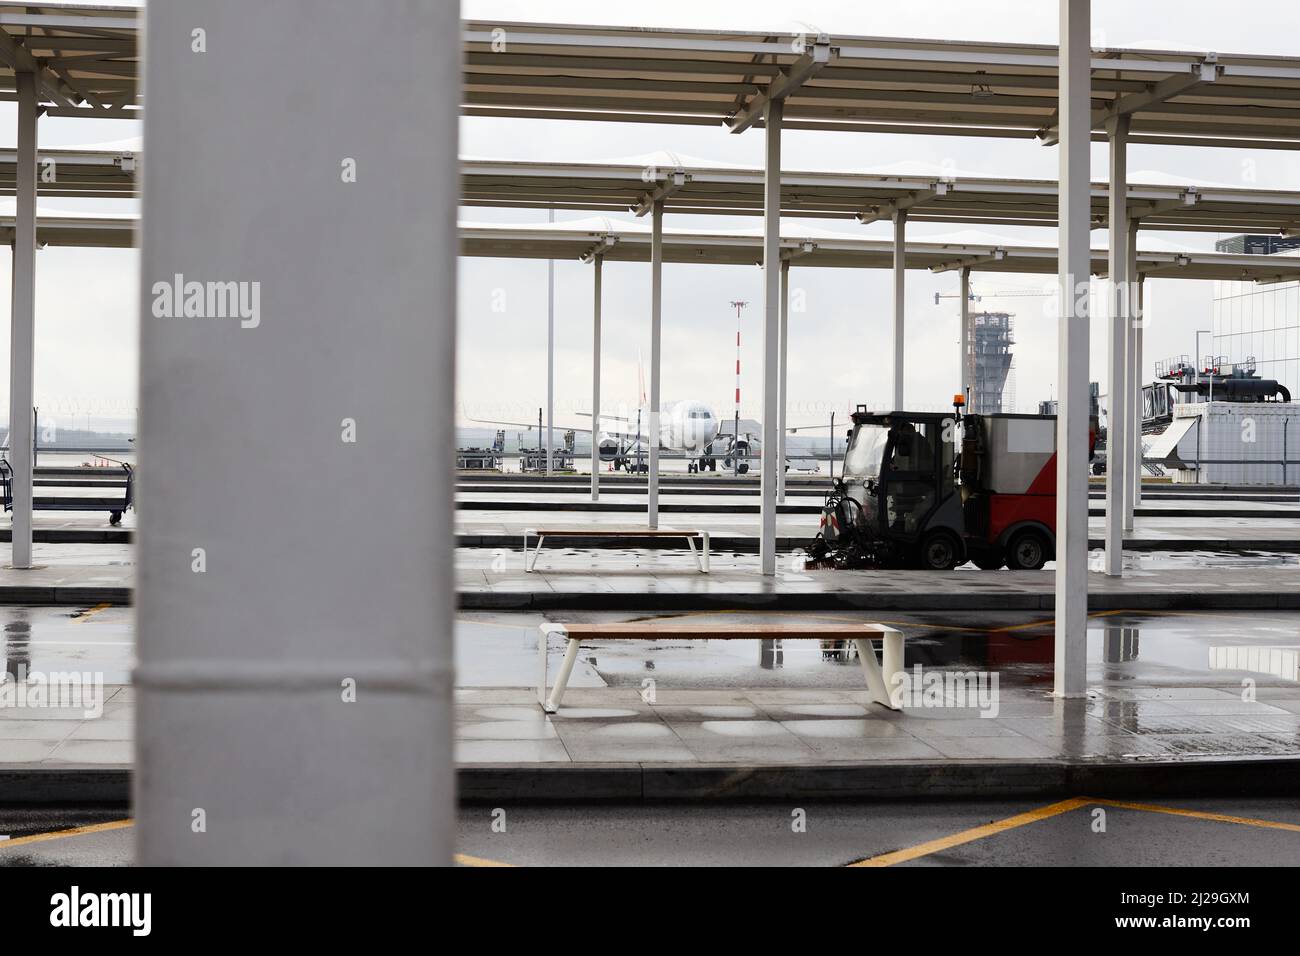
[729,300,747,472]
[730,300,747,410]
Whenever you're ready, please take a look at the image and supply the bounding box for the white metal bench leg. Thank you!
[543,637,581,714]
[880,627,904,696]
[537,623,549,706]
[525,532,545,572]
[685,535,700,572]
[683,532,710,573]
[853,634,902,710]
[537,623,570,709]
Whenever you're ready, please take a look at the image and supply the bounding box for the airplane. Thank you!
[467,399,734,473]
[465,355,833,475]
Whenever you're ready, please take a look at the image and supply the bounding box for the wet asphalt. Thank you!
[454,796,1300,867]
[5,796,1298,867]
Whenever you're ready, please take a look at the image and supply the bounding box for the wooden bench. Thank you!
[536,622,904,714]
[523,527,710,573]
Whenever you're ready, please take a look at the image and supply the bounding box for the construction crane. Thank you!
[934,285,1052,305]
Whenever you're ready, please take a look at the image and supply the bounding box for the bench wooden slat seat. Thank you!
[537,622,903,714]
[523,527,709,573]
[528,529,702,537]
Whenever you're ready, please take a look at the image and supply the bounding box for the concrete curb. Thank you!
[9,758,1300,805]
[456,757,1300,802]
[3,585,1296,611]
[0,586,132,606]
[458,589,1300,611]
[456,533,1300,553]
[0,529,132,544]
[457,499,1300,519]
[0,769,131,804]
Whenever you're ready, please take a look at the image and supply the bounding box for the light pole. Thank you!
[1194,329,1212,485]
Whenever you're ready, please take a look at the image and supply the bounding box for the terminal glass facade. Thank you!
[1211,276,1300,398]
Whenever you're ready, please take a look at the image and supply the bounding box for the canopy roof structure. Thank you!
[464,20,1300,148]
[0,206,133,246]
[462,156,1300,234]
[24,145,1300,237]
[3,11,1298,147]
[0,3,139,119]
[458,217,1300,282]
[0,145,136,197]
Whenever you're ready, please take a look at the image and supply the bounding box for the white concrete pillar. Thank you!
[959,266,972,403]
[1128,220,1142,519]
[777,259,789,503]
[1104,113,1129,576]
[759,100,783,576]
[546,209,555,475]
[134,0,456,865]
[1054,0,1091,698]
[8,71,37,570]
[892,210,907,409]
[1133,273,1145,506]
[648,199,663,529]
[591,255,602,501]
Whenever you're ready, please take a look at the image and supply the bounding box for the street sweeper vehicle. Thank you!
[806,398,1087,571]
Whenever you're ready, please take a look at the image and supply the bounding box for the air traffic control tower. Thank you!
[967,311,1016,414]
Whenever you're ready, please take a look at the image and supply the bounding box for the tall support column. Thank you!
[546,209,555,475]
[759,100,783,576]
[8,71,38,570]
[777,259,790,502]
[959,266,972,403]
[892,210,907,409]
[135,0,456,864]
[1132,271,1145,510]
[1127,219,1142,522]
[1054,0,1091,698]
[1104,113,1129,576]
[591,255,603,501]
[648,199,663,529]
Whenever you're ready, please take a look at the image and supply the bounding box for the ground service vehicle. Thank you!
[806,401,1080,571]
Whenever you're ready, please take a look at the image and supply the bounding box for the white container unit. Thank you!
[1146,401,1299,485]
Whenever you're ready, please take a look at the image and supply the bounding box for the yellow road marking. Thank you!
[1,823,517,866]
[455,852,514,867]
[0,819,133,849]
[849,795,1300,866]
[72,603,113,623]
[1092,798,1300,834]
[848,797,1091,867]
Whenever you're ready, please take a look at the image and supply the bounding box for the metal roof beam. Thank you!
[779,240,816,262]
[1038,55,1218,146]
[857,182,950,225]
[633,168,686,216]
[1126,187,1200,220]
[579,234,617,263]
[930,248,1007,274]
[0,30,85,110]
[727,38,832,134]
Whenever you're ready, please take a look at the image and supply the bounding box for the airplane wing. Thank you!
[575,411,634,426]
[785,422,845,433]
[461,413,594,436]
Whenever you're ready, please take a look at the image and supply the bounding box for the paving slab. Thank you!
[459,552,1300,610]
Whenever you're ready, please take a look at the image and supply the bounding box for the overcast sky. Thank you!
[3,2,1300,429]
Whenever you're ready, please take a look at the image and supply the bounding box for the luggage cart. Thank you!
[1,457,134,525]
